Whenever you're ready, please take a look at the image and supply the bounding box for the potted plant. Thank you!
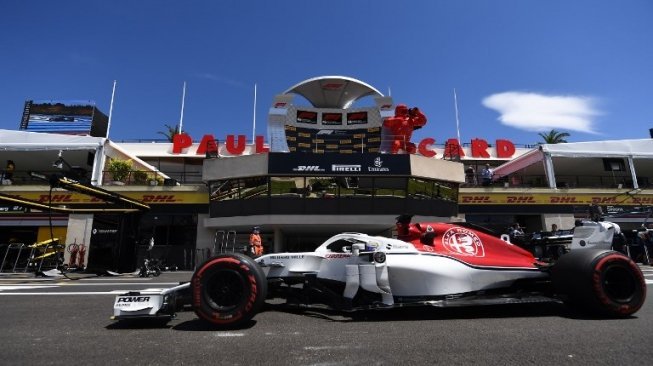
[106,158,133,184]
[133,170,148,185]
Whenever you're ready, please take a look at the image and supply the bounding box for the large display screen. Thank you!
[296,110,318,124]
[321,113,343,126]
[20,100,109,137]
[347,111,368,125]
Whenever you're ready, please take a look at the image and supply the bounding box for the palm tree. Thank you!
[538,129,570,144]
[157,124,181,142]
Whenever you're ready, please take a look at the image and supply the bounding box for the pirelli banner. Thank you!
[459,192,653,206]
[268,152,410,175]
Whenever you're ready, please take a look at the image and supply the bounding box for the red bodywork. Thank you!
[401,222,538,269]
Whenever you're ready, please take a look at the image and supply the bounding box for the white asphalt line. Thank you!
[0,287,175,295]
[0,285,59,290]
[54,282,180,286]
[0,292,124,295]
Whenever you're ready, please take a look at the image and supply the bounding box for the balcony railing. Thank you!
[0,170,203,187]
[465,174,652,189]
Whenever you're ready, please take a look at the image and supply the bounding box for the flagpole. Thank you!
[252,83,257,142]
[179,81,187,133]
[453,88,461,143]
[106,80,117,138]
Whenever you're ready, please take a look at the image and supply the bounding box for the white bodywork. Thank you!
[256,233,546,306]
[570,221,619,251]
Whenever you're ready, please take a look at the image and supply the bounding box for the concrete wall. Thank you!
[410,154,465,183]
[203,153,268,181]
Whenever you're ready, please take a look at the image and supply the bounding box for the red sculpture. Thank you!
[383,104,427,154]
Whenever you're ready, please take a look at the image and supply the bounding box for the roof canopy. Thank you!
[283,76,383,109]
[0,129,105,150]
[540,139,653,158]
[492,138,653,182]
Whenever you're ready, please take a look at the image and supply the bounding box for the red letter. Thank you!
[496,139,515,158]
[443,138,464,158]
[172,132,192,154]
[470,138,490,158]
[196,134,218,155]
[226,135,246,155]
[417,138,437,158]
[255,135,269,153]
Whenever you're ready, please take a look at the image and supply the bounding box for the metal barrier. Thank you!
[0,243,33,273]
[213,230,237,254]
[35,242,65,272]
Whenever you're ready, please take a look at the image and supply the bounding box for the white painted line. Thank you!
[0,285,59,291]
[0,290,126,295]
[55,282,180,286]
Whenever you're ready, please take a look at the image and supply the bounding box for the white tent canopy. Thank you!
[540,139,653,159]
[0,129,167,185]
[0,129,105,150]
[492,139,653,189]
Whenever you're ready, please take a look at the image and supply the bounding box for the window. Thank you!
[603,158,625,172]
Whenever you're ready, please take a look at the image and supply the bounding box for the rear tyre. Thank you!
[552,249,646,317]
[192,253,267,327]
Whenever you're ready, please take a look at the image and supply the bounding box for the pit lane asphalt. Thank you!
[1,268,652,366]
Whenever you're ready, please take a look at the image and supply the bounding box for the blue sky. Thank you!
[1,0,652,146]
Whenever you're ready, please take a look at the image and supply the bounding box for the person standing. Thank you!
[1,160,15,185]
[481,164,493,186]
[249,226,263,257]
[465,166,477,186]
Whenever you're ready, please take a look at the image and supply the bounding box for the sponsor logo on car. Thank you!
[268,255,305,260]
[442,227,485,257]
[325,254,351,259]
[116,296,151,303]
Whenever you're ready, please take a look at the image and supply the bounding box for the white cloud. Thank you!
[482,92,600,134]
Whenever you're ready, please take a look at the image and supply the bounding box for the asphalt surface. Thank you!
[1,267,653,366]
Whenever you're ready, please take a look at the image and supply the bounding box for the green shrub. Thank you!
[107,158,133,182]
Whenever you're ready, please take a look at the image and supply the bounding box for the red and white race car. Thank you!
[112,218,647,328]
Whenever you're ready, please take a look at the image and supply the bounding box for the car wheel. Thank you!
[552,249,646,317]
[192,253,267,327]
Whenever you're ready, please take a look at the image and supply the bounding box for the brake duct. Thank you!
[343,263,394,306]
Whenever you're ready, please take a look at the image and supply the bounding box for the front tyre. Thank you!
[552,249,646,317]
[192,253,267,327]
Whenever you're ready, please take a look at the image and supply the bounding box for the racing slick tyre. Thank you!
[192,253,267,327]
[551,249,646,317]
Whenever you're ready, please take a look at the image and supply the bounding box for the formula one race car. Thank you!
[111,218,647,328]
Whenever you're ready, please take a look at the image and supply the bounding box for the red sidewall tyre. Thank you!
[552,249,646,317]
[192,253,267,327]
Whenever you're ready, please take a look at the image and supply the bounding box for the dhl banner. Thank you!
[459,192,653,205]
[8,191,208,205]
